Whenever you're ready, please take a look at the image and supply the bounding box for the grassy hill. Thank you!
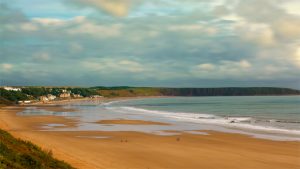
[1,86,299,101]
[0,97,15,107]
[0,129,75,169]
[93,87,300,97]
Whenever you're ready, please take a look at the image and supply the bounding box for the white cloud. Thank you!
[236,22,276,47]
[219,60,252,72]
[281,0,300,16]
[1,63,13,72]
[20,23,38,31]
[68,22,122,37]
[33,52,51,61]
[238,60,252,68]
[168,24,218,35]
[32,18,66,26]
[273,18,300,40]
[70,42,83,52]
[66,0,134,17]
[196,63,215,71]
[82,58,144,73]
[192,60,252,78]
[26,16,123,38]
[231,0,300,42]
[2,0,300,87]
[293,47,300,67]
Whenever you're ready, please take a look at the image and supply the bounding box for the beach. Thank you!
[0,102,299,169]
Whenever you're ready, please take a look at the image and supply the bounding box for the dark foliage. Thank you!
[0,89,30,102]
[96,87,300,97]
[21,88,50,98]
[0,129,75,169]
[91,86,133,90]
[159,87,300,96]
[69,88,98,97]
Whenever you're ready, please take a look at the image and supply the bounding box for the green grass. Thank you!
[96,87,300,97]
[0,129,75,169]
[0,97,14,106]
[98,88,162,97]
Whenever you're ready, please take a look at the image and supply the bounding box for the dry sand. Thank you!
[0,106,299,169]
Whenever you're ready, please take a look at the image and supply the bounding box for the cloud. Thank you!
[280,0,300,16]
[1,63,13,73]
[70,42,83,52]
[32,18,67,26]
[236,23,276,46]
[2,15,123,38]
[82,58,145,73]
[234,0,285,23]
[64,0,135,17]
[293,47,300,67]
[197,63,215,71]
[192,60,252,78]
[20,23,38,31]
[273,17,300,40]
[168,24,218,35]
[33,52,51,61]
[1,0,300,88]
[68,21,122,37]
[231,0,300,42]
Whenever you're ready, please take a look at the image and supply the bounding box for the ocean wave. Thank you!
[101,100,123,106]
[108,106,300,135]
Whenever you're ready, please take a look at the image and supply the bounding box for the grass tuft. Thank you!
[0,129,75,169]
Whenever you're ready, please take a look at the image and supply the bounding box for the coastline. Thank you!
[0,97,299,169]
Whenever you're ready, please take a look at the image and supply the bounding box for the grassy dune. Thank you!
[96,87,300,97]
[98,88,162,97]
[0,129,75,169]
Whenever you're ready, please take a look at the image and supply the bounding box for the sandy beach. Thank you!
[0,104,299,169]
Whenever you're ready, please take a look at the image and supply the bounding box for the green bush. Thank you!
[0,129,75,169]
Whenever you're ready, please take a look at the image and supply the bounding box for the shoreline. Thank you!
[15,96,172,109]
[9,96,300,139]
[14,96,300,139]
[0,98,300,169]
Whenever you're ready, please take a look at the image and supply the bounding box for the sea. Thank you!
[19,96,300,141]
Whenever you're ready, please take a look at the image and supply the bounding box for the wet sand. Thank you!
[96,119,170,125]
[0,106,299,169]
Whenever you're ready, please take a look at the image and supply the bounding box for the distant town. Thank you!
[1,86,102,105]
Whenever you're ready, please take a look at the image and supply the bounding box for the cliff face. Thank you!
[159,87,300,96]
[95,87,300,97]
[1,87,299,102]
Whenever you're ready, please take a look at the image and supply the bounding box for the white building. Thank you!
[72,94,83,98]
[18,100,32,104]
[59,93,71,98]
[3,86,21,91]
[90,95,103,98]
[39,96,49,102]
[47,94,56,101]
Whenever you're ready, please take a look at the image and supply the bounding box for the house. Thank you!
[72,94,83,98]
[3,86,21,91]
[62,89,68,93]
[59,93,71,98]
[90,95,103,98]
[47,94,56,101]
[18,100,32,104]
[39,96,49,102]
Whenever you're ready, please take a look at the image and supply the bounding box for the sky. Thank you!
[1,0,300,88]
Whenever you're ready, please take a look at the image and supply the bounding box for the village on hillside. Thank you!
[1,86,103,104]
